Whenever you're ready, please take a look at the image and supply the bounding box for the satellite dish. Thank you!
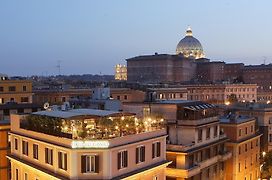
[43,102,50,110]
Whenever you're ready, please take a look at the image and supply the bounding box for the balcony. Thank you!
[166,152,232,179]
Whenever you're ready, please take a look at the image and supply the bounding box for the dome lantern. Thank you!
[176,27,205,59]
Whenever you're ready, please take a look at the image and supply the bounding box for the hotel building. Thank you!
[220,114,261,180]
[8,108,169,180]
[0,120,10,180]
[123,100,232,180]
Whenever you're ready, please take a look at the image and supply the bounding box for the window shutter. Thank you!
[64,153,67,170]
[152,143,155,158]
[124,151,128,167]
[26,142,29,155]
[95,155,99,173]
[58,152,61,168]
[117,152,121,169]
[157,142,161,157]
[136,148,139,164]
[142,146,145,162]
[50,149,53,165]
[81,155,86,173]
[45,148,48,163]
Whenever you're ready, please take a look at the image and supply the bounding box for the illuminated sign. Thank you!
[71,140,110,149]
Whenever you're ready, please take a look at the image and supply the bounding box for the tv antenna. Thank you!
[56,60,61,75]
[263,56,267,65]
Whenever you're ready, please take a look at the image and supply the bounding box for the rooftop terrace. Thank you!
[20,109,165,140]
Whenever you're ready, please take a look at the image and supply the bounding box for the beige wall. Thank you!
[0,80,32,104]
[9,114,168,179]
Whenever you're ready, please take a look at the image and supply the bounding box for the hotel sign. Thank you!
[71,140,110,149]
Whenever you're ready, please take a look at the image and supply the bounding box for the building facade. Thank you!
[0,78,33,104]
[8,108,169,180]
[0,120,10,180]
[220,115,261,180]
[123,100,232,180]
[115,64,127,81]
[228,103,272,152]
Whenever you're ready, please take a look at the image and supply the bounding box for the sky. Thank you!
[1,0,272,76]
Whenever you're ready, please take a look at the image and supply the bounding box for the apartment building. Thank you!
[220,114,261,180]
[123,100,232,180]
[0,120,10,180]
[0,76,33,104]
[228,103,272,152]
[185,84,257,104]
[8,108,169,180]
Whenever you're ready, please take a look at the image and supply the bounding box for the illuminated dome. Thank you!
[176,27,205,59]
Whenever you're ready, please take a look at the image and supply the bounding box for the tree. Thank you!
[262,151,272,179]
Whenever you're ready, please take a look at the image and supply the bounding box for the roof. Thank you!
[32,108,135,119]
[0,103,41,110]
[220,115,255,124]
[126,54,187,61]
[152,100,216,110]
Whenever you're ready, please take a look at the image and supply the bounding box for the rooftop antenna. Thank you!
[56,60,61,75]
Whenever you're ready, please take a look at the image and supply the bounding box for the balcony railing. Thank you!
[177,116,219,126]
[166,151,232,179]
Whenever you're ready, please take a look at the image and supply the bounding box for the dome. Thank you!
[176,27,205,59]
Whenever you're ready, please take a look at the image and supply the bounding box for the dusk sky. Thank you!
[1,0,272,76]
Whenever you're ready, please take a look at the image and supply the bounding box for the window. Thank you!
[238,162,241,172]
[136,146,145,164]
[0,86,3,92]
[21,97,29,103]
[117,95,120,100]
[9,86,16,92]
[239,129,242,136]
[251,125,254,132]
[14,138,18,150]
[153,176,158,180]
[198,129,202,141]
[239,146,241,154]
[251,141,253,149]
[256,139,259,147]
[81,155,99,173]
[214,126,218,137]
[22,140,28,156]
[270,134,272,142]
[24,173,28,180]
[23,86,27,91]
[206,127,210,139]
[245,160,247,169]
[214,164,217,174]
[207,168,210,177]
[245,127,248,135]
[16,169,19,180]
[0,98,4,104]
[245,144,248,152]
[124,95,127,100]
[58,152,67,170]
[33,144,39,160]
[152,142,161,158]
[117,150,128,169]
[45,148,53,165]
